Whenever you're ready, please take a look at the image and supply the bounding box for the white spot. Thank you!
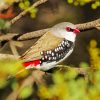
[56,48,59,51]
[52,52,54,56]
[42,57,44,60]
[59,47,61,50]
[53,57,55,60]
[55,49,57,52]
[45,55,47,59]
[49,50,52,54]
[62,41,64,44]
[48,57,51,60]
[59,43,62,47]
[64,41,67,45]
[47,51,49,54]
[40,52,43,55]
[61,47,63,50]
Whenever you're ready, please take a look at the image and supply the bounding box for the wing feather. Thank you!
[21,31,64,62]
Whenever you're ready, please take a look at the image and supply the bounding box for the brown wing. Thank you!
[21,31,64,62]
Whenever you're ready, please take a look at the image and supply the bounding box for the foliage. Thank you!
[0,59,28,88]
[67,0,100,9]
[0,19,10,31]
[19,85,33,99]
[88,40,100,69]
[19,0,38,18]
[38,70,100,100]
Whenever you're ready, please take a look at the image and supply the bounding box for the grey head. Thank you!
[50,22,80,42]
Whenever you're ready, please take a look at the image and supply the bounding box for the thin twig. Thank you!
[0,33,19,41]
[18,28,49,40]
[9,0,48,25]
[0,54,19,60]
[56,65,88,74]
[9,40,19,56]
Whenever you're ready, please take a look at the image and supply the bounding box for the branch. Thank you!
[0,18,99,42]
[17,18,100,40]
[9,40,20,56]
[9,0,48,25]
[0,54,19,60]
[76,18,100,31]
[0,33,19,41]
[18,28,49,40]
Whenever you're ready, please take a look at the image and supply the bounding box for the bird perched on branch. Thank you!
[21,22,80,71]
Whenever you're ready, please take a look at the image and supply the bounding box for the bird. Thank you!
[21,22,80,71]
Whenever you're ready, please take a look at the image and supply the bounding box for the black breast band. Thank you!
[40,39,74,63]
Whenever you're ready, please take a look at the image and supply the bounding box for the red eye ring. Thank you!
[66,27,70,32]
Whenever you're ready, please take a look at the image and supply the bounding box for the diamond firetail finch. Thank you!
[21,22,80,71]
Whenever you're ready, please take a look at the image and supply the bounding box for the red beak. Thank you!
[74,28,80,34]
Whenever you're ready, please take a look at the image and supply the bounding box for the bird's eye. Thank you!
[66,27,74,32]
[66,27,70,32]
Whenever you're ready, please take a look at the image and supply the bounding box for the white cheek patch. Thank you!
[64,32,76,42]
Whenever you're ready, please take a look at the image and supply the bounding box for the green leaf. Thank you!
[0,79,8,89]
[24,0,30,7]
[67,0,73,4]
[64,69,78,80]
[19,86,33,99]
[53,72,64,84]
[91,4,97,9]
[80,62,89,68]
[11,81,19,91]
[19,2,25,10]
[0,19,5,29]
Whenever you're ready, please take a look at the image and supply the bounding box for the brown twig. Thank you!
[9,40,19,56]
[76,18,100,31]
[0,54,19,60]
[0,33,19,41]
[9,0,48,25]
[18,28,49,40]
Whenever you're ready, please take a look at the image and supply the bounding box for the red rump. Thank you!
[23,60,41,67]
